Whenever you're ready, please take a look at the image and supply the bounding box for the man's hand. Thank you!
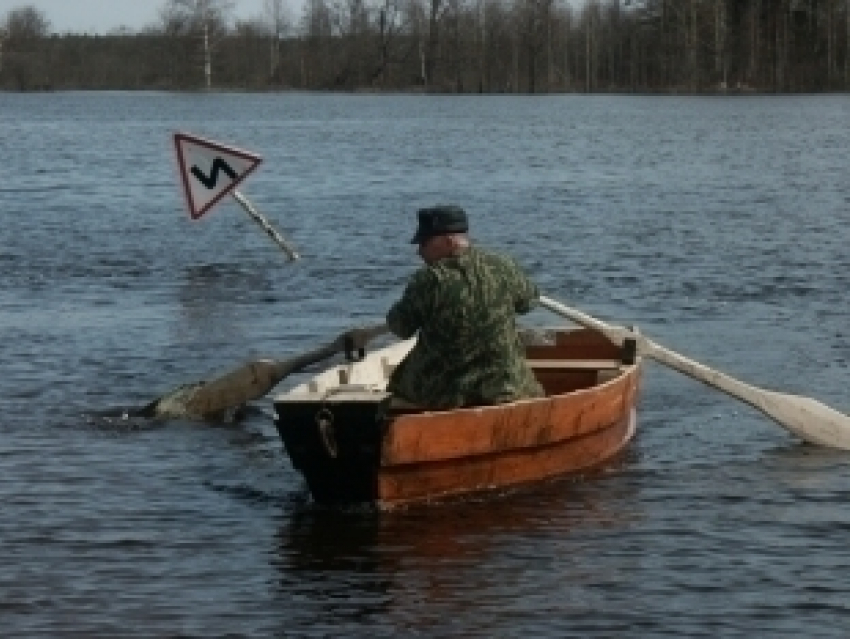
[336,324,390,362]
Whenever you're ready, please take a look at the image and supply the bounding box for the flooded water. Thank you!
[1,91,849,637]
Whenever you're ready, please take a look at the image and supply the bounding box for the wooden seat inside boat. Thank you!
[525,327,633,395]
[528,359,622,369]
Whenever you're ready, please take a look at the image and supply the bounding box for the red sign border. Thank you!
[173,132,263,220]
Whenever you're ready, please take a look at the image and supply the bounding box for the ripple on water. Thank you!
[2,93,850,637]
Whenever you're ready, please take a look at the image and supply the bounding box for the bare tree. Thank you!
[329,0,369,87]
[265,0,290,80]
[4,5,50,39]
[582,1,601,92]
[425,0,448,87]
[404,0,429,85]
[515,0,554,92]
[2,0,848,93]
[300,0,334,87]
[160,0,235,87]
[713,0,726,88]
[1,5,51,89]
[371,0,410,87]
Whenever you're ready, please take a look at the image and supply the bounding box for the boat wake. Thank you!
[135,382,249,423]
[83,407,169,433]
[83,386,257,432]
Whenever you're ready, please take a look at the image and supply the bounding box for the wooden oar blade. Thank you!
[757,392,850,450]
[183,359,287,418]
[142,360,287,421]
[642,339,850,450]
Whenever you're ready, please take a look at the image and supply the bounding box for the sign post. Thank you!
[173,132,299,261]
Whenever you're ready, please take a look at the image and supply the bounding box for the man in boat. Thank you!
[383,204,543,409]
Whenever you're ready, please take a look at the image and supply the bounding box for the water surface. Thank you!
[1,91,849,637]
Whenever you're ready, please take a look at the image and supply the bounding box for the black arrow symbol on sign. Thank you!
[191,158,238,189]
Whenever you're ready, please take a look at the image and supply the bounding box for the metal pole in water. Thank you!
[231,190,300,261]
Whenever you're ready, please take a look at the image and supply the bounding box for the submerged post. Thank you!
[232,190,300,261]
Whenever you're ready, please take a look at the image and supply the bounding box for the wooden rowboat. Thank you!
[273,327,641,509]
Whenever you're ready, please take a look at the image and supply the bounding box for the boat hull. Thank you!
[274,328,641,509]
[377,408,637,508]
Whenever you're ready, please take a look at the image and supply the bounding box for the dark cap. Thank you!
[410,205,469,244]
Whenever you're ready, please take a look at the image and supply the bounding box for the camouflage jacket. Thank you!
[386,246,543,409]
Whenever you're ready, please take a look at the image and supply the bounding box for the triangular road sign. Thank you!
[173,132,263,219]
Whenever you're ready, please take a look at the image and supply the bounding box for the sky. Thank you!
[0,0,587,35]
[0,0,293,34]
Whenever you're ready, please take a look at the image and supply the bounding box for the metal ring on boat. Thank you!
[315,408,338,458]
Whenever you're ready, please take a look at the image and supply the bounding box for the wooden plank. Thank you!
[275,389,390,403]
[380,367,639,465]
[534,368,600,396]
[377,409,637,507]
[528,359,622,369]
[525,327,623,361]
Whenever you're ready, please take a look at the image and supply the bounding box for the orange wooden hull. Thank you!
[377,369,639,508]
[274,328,641,509]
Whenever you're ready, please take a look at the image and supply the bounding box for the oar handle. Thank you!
[538,296,636,347]
[276,322,390,373]
[338,323,390,362]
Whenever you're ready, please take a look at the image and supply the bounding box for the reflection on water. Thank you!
[759,442,850,494]
[175,263,268,347]
[276,507,395,626]
[272,474,643,633]
[279,476,641,560]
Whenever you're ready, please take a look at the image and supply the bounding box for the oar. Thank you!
[138,323,388,421]
[538,295,850,450]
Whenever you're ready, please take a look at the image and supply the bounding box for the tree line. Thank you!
[1,0,848,92]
